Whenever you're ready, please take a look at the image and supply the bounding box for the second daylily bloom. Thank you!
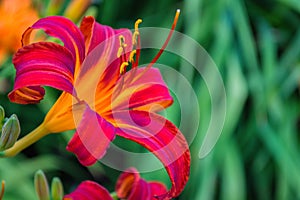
[4,10,190,199]
[64,168,167,200]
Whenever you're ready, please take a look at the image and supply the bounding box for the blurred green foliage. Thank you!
[0,0,300,199]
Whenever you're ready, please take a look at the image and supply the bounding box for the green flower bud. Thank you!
[51,177,64,200]
[0,114,20,151]
[34,170,50,200]
[0,106,5,130]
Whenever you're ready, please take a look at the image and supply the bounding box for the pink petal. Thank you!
[129,178,151,200]
[109,110,190,199]
[66,104,116,166]
[22,16,85,64]
[109,68,173,113]
[8,42,75,104]
[64,181,112,200]
[149,182,168,200]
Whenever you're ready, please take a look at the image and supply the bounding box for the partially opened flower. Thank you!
[0,0,38,65]
[115,168,168,200]
[64,168,167,200]
[3,10,190,199]
[64,181,112,200]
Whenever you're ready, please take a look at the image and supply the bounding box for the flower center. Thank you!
[117,19,142,76]
[116,9,180,82]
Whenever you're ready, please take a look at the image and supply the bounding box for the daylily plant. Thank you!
[1,10,190,199]
[65,168,167,200]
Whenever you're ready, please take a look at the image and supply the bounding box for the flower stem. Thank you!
[0,124,50,157]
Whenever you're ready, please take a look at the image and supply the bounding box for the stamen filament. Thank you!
[0,124,49,157]
[149,9,180,67]
[134,35,141,68]
[131,9,180,82]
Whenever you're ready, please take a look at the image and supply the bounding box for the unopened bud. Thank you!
[63,0,92,22]
[0,114,20,151]
[51,177,64,200]
[0,106,5,130]
[34,170,50,200]
[0,180,5,200]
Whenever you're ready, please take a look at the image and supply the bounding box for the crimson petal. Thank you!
[109,68,173,113]
[23,16,85,64]
[9,42,75,104]
[64,181,113,200]
[109,110,190,199]
[149,182,168,200]
[66,104,116,166]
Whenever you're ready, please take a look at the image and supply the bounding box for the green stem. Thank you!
[0,124,50,157]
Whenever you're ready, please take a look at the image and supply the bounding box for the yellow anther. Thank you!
[132,31,139,46]
[129,50,136,63]
[119,35,125,45]
[119,35,127,47]
[119,62,129,74]
[135,19,142,31]
[132,19,142,46]
[117,35,128,58]
[117,47,123,58]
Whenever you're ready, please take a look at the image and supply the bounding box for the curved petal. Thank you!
[22,16,85,68]
[149,182,168,199]
[66,104,116,166]
[8,42,75,104]
[129,178,151,200]
[8,86,45,104]
[108,110,190,199]
[115,168,140,199]
[75,17,132,106]
[115,168,151,200]
[64,181,113,200]
[107,68,173,113]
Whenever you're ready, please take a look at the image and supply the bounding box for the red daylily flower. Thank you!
[64,181,112,200]
[5,11,190,199]
[115,168,168,200]
[64,168,167,200]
